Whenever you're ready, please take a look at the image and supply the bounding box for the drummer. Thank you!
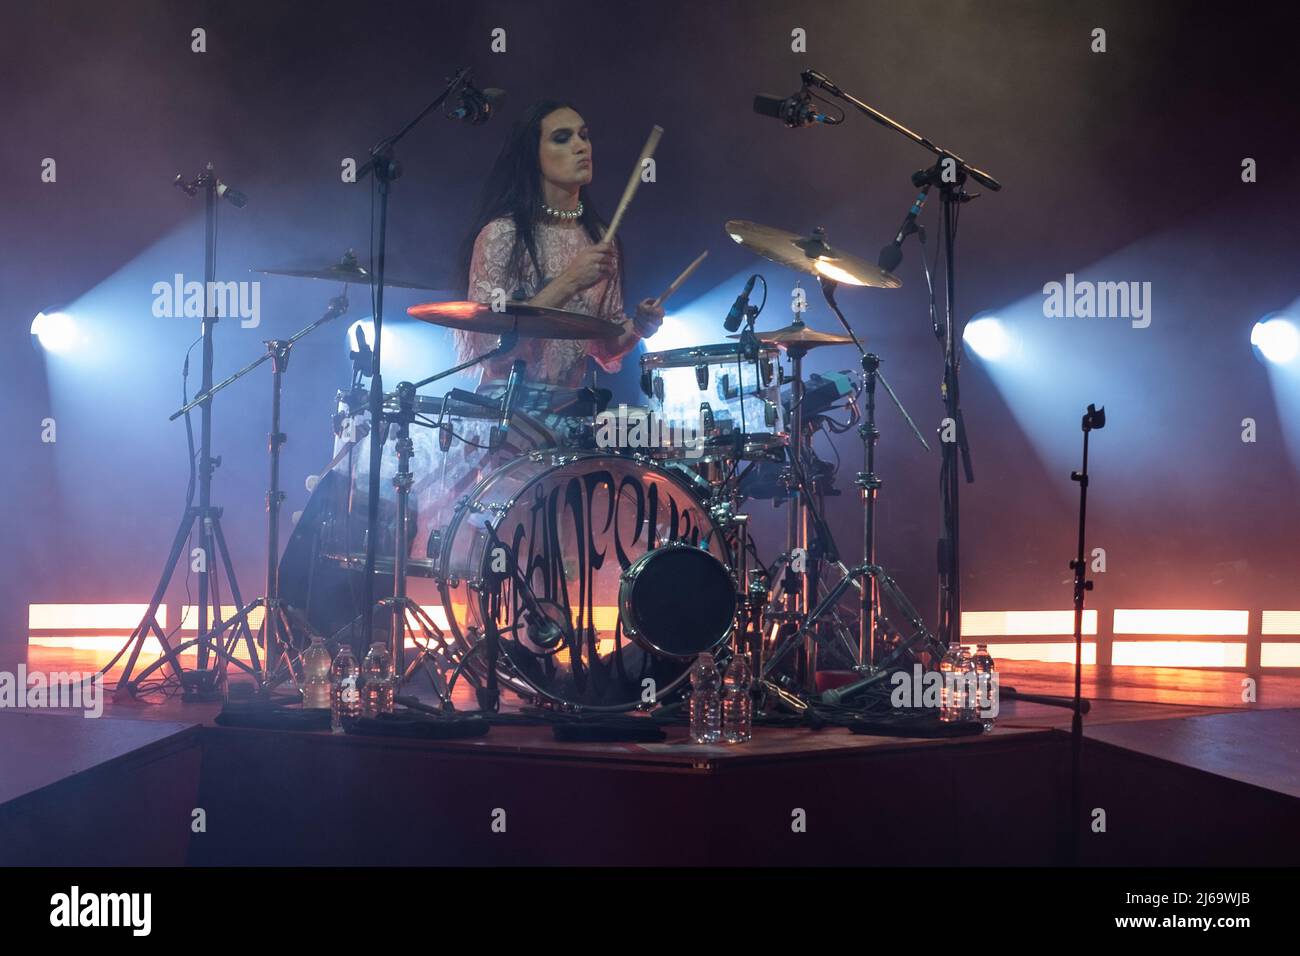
[454,100,664,402]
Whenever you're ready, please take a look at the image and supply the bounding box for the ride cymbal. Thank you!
[407,300,622,339]
[724,220,901,289]
[254,250,449,291]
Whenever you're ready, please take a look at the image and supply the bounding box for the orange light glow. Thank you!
[962,610,1098,637]
[1112,609,1249,636]
[408,301,482,320]
[28,604,166,630]
[1261,644,1300,667]
[180,605,265,631]
[1262,611,1300,635]
[984,642,1097,664]
[1112,641,1247,667]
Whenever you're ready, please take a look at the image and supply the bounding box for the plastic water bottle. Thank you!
[330,644,361,732]
[971,643,997,731]
[301,637,333,709]
[939,644,966,722]
[688,652,722,743]
[958,645,978,721]
[722,654,753,743]
[361,641,395,718]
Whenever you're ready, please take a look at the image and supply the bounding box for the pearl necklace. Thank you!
[542,200,584,221]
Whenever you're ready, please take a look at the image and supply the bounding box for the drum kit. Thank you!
[113,68,997,717]
[228,213,949,719]
[111,214,944,715]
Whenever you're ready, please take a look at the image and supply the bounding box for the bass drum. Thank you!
[436,451,735,711]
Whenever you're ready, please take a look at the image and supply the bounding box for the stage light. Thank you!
[1251,316,1299,365]
[30,311,81,353]
[963,315,1013,361]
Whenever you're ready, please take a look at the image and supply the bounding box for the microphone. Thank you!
[492,359,526,451]
[819,668,891,707]
[724,274,758,333]
[753,90,834,128]
[173,172,248,206]
[350,325,373,377]
[877,185,930,273]
[449,82,505,125]
[215,180,248,207]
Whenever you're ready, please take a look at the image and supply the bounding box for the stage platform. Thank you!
[3,686,1297,866]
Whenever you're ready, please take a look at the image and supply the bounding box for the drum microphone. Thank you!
[449,81,505,125]
[877,185,930,273]
[724,274,758,332]
[492,359,526,451]
[753,90,835,128]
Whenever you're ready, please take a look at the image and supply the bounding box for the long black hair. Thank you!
[459,99,624,300]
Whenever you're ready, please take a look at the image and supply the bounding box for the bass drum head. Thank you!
[437,451,731,711]
[619,542,735,660]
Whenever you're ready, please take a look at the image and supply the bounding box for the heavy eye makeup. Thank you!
[550,127,591,145]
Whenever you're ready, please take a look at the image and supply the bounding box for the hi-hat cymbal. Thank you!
[727,320,856,349]
[724,220,901,289]
[253,250,449,291]
[407,300,622,340]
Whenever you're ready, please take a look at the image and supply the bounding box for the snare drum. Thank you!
[640,342,786,461]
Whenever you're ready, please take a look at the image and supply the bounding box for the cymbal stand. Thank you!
[182,291,353,693]
[383,334,521,701]
[379,380,458,702]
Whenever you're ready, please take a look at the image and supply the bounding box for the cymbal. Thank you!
[724,220,901,289]
[406,300,622,340]
[253,250,448,291]
[728,320,856,349]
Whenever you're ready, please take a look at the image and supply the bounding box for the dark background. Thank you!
[3,0,1298,667]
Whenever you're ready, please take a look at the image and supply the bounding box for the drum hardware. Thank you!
[796,66,1002,653]
[105,164,262,701]
[380,381,458,702]
[353,65,499,683]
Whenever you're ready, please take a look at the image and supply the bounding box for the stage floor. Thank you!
[5,645,1299,866]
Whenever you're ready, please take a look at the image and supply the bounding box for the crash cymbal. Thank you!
[728,320,856,349]
[254,250,449,291]
[406,300,622,340]
[724,220,901,289]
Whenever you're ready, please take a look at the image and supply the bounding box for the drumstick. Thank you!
[652,249,708,309]
[602,124,663,246]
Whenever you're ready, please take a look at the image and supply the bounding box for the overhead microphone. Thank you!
[449,81,505,125]
[753,89,835,127]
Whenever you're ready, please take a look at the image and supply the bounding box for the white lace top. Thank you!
[454,217,632,387]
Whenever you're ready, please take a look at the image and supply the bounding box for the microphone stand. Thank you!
[1067,403,1104,864]
[110,165,257,701]
[800,68,1001,653]
[172,291,352,693]
[354,67,474,671]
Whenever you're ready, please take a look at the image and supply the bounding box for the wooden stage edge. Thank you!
[1,696,1297,866]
